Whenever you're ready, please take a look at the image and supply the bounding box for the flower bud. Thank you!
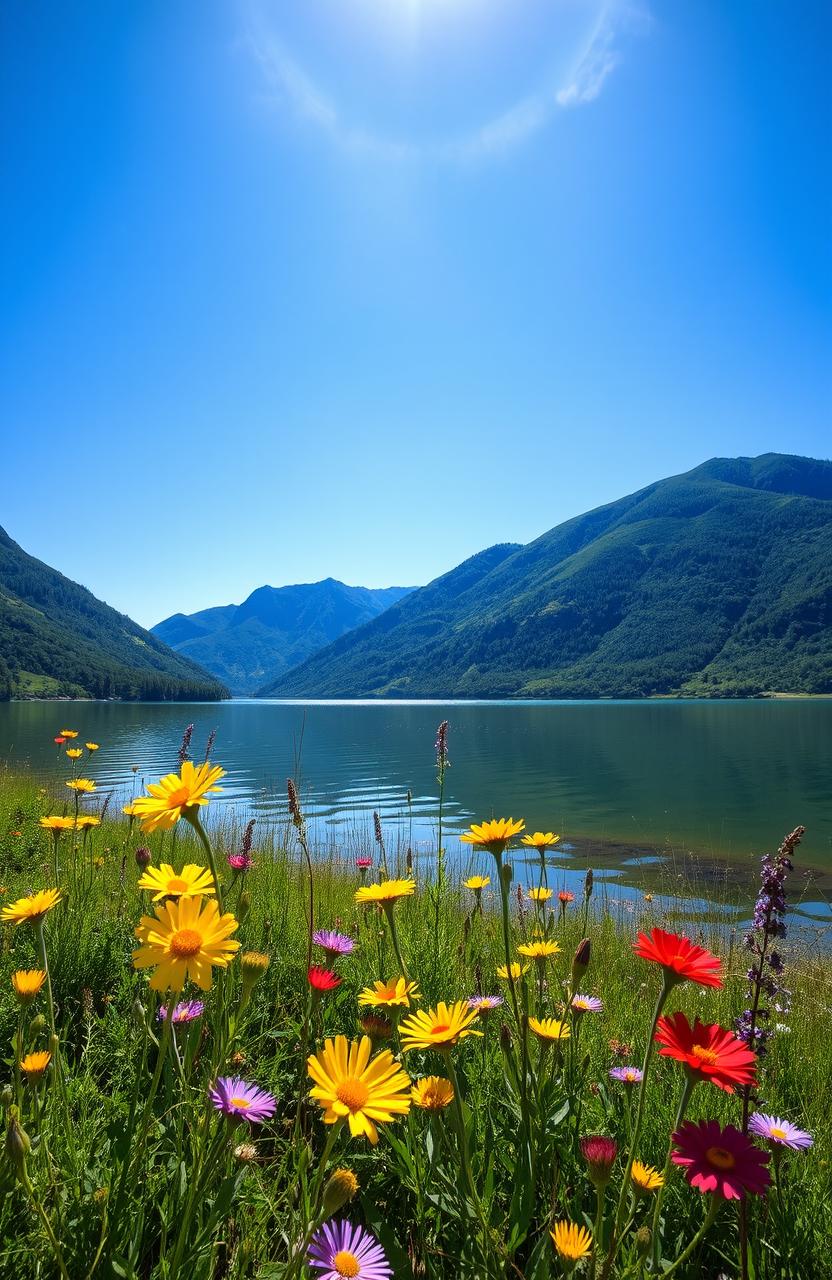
[5,1108,31,1180]
[131,998,146,1028]
[237,891,252,923]
[233,1142,257,1163]
[134,846,152,869]
[571,939,591,988]
[322,1167,359,1217]
[636,1226,651,1257]
[580,1135,618,1188]
[240,951,270,989]
[0,1085,12,1108]
[29,1014,47,1038]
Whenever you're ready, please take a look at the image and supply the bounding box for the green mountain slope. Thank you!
[263,455,832,699]
[0,527,229,701]
[153,580,414,695]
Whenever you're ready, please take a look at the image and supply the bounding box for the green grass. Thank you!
[0,765,829,1279]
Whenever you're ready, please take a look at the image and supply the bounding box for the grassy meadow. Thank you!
[0,734,829,1280]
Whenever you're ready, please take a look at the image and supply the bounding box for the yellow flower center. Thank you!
[770,1127,786,1140]
[430,1023,450,1035]
[333,1251,360,1278]
[167,785,192,808]
[691,1045,719,1066]
[167,877,190,893]
[169,929,203,958]
[336,1078,370,1112]
[706,1145,736,1170]
[230,1097,251,1109]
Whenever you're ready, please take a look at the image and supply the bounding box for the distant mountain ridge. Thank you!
[153,579,415,695]
[0,527,228,701]
[262,454,832,700]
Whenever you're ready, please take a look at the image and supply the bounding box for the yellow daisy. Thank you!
[123,802,140,817]
[551,1221,592,1264]
[20,1051,52,1083]
[59,730,78,738]
[460,818,525,853]
[132,896,239,991]
[521,831,560,850]
[411,1076,455,1110]
[517,940,562,961]
[85,743,100,752]
[66,778,96,793]
[354,879,416,907]
[463,875,490,891]
[65,748,83,760]
[497,962,530,981]
[2,888,62,927]
[137,863,216,901]
[307,1034,411,1145]
[399,1000,482,1053]
[527,886,553,902]
[75,815,101,830]
[631,1160,664,1194]
[11,970,46,1004]
[357,977,421,1008]
[132,760,225,834]
[528,1016,571,1043]
[39,816,74,834]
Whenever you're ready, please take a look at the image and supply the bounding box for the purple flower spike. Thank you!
[312,929,356,959]
[209,1077,276,1125]
[572,994,603,1014]
[609,1065,643,1085]
[308,1219,391,1280]
[748,1112,813,1151]
[158,1000,205,1023]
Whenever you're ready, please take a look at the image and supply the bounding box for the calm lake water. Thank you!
[1,699,830,927]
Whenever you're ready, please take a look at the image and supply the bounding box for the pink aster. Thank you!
[312,929,356,960]
[748,1112,813,1151]
[572,994,603,1014]
[209,1077,276,1125]
[671,1120,770,1199]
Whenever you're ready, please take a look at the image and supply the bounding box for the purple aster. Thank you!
[157,1000,205,1024]
[227,852,253,872]
[748,1112,813,1151]
[609,1065,643,1086]
[467,994,504,1015]
[572,994,604,1014]
[308,1218,391,1280]
[209,1077,276,1125]
[312,929,356,959]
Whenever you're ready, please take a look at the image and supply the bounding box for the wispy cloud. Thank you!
[244,1,646,164]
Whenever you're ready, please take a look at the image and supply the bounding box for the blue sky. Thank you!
[2,0,830,628]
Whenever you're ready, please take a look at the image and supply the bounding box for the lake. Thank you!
[1,699,830,929]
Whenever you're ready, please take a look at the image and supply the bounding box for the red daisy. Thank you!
[633,927,723,989]
[672,1120,770,1199]
[558,891,575,904]
[308,966,342,992]
[654,1012,757,1093]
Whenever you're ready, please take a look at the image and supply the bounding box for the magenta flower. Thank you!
[581,1135,618,1186]
[672,1120,770,1199]
[227,852,253,872]
[355,857,373,870]
[609,1065,643,1085]
[467,994,504,1015]
[748,1112,813,1151]
[313,929,356,959]
[157,1000,205,1023]
[572,994,603,1014]
[209,1077,276,1125]
[308,1219,391,1280]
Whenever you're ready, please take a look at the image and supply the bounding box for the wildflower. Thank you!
[460,818,525,855]
[355,857,373,870]
[609,1065,642,1086]
[399,1001,482,1052]
[528,1017,571,1043]
[358,1014,393,1041]
[11,971,46,1004]
[233,1142,257,1163]
[581,1135,617,1187]
[66,778,96,793]
[322,1168,359,1216]
[736,828,802,1055]
[558,890,575,904]
[123,802,140,817]
[240,951,270,988]
[354,879,415,907]
[633,927,723,989]
[521,832,560,853]
[527,887,553,902]
[178,723,194,765]
[75,815,101,830]
[134,846,152,868]
[654,1012,757,1093]
[20,1051,51,1083]
[85,742,99,752]
[308,1219,391,1280]
[137,863,216,901]
[631,1160,664,1194]
[551,1221,592,1266]
[157,1000,205,1023]
[132,760,225,833]
[227,853,253,872]
[313,929,356,960]
[572,994,603,1014]
[671,1120,770,1199]
[309,966,342,992]
[60,730,78,738]
[132,896,239,991]
[357,977,420,1008]
[464,875,490,891]
[2,888,62,926]
[497,962,529,981]
[517,940,561,961]
[39,816,74,833]
[748,1113,813,1151]
[411,1076,455,1110]
[54,736,66,745]
[66,748,83,760]
[467,994,504,1016]
[209,1077,276,1125]
[307,1034,411,1144]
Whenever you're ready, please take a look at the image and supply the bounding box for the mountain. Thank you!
[0,526,228,701]
[153,580,415,695]
[262,454,832,700]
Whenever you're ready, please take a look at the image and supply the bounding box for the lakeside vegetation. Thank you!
[0,729,829,1279]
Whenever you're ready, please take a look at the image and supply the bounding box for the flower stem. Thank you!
[661,1196,720,1278]
[650,1074,696,1268]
